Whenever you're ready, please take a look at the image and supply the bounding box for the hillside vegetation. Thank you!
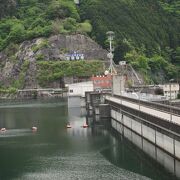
[79,0,180,83]
[37,60,103,87]
[0,0,179,86]
[0,0,91,51]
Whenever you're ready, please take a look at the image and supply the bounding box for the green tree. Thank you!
[8,23,25,42]
[77,20,92,33]
[63,18,77,32]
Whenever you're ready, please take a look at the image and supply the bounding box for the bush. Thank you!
[36,54,45,61]
[0,0,79,51]
[46,0,79,20]
[8,23,26,43]
[63,18,77,32]
[32,39,49,52]
[77,20,92,33]
[36,60,104,86]
[0,87,17,94]
[4,43,19,56]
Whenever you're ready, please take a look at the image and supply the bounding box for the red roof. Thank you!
[91,75,112,89]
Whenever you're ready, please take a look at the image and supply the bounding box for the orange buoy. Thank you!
[82,123,88,128]
[67,124,72,128]
[0,128,6,132]
[31,127,37,131]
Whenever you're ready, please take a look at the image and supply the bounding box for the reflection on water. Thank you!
[0,129,33,138]
[111,118,180,180]
[0,98,177,179]
[67,106,90,138]
[102,133,179,180]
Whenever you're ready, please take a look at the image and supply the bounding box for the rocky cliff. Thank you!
[0,34,108,89]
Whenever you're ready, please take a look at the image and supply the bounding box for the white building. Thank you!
[67,81,93,97]
[112,75,125,96]
[162,83,179,99]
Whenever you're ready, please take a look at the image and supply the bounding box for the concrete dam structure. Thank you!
[85,92,180,178]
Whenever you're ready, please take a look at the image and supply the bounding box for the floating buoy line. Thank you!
[31,127,37,132]
[0,128,6,132]
[66,123,89,129]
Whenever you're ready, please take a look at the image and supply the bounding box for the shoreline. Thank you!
[0,89,68,100]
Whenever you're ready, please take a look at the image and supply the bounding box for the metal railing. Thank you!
[112,94,180,116]
[108,100,180,136]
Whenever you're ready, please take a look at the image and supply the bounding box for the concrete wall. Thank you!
[68,81,93,97]
[68,96,81,107]
[99,104,110,118]
[175,140,180,159]
[132,119,141,135]
[123,115,132,129]
[111,117,180,178]
[110,108,180,159]
[112,75,125,96]
[156,132,174,155]
[143,138,156,160]
[142,125,156,144]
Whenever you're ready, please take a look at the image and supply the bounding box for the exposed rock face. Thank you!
[24,61,39,89]
[0,34,108,88]
[17,34,108,61]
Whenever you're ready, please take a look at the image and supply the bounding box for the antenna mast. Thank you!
[106,31,117,75]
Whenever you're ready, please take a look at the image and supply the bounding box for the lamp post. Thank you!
[169,79,174,121]
[106,31,117,75]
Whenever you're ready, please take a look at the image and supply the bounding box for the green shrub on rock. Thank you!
[36,60,104,86]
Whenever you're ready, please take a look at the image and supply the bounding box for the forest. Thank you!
[0,0,179,85]
[79,0,180,83]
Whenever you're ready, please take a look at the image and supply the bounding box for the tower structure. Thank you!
[106,31,117,75]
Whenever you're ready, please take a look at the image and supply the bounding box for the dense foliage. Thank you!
[0,0,179,84]
[36,60,104,86]
[0,0,91,51]
[79,0,180,82]
[0,87,17,94]
[159,0,180,16]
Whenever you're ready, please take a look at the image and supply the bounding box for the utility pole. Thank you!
[106,31,117,75]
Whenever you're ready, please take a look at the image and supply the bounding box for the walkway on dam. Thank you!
[105,94,180,126]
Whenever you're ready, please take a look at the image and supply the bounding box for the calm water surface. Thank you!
[0,98,178,180]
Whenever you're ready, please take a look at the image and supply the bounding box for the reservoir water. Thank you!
[0,98,178,180]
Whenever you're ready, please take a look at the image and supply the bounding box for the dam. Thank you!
[86,91,180,178]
